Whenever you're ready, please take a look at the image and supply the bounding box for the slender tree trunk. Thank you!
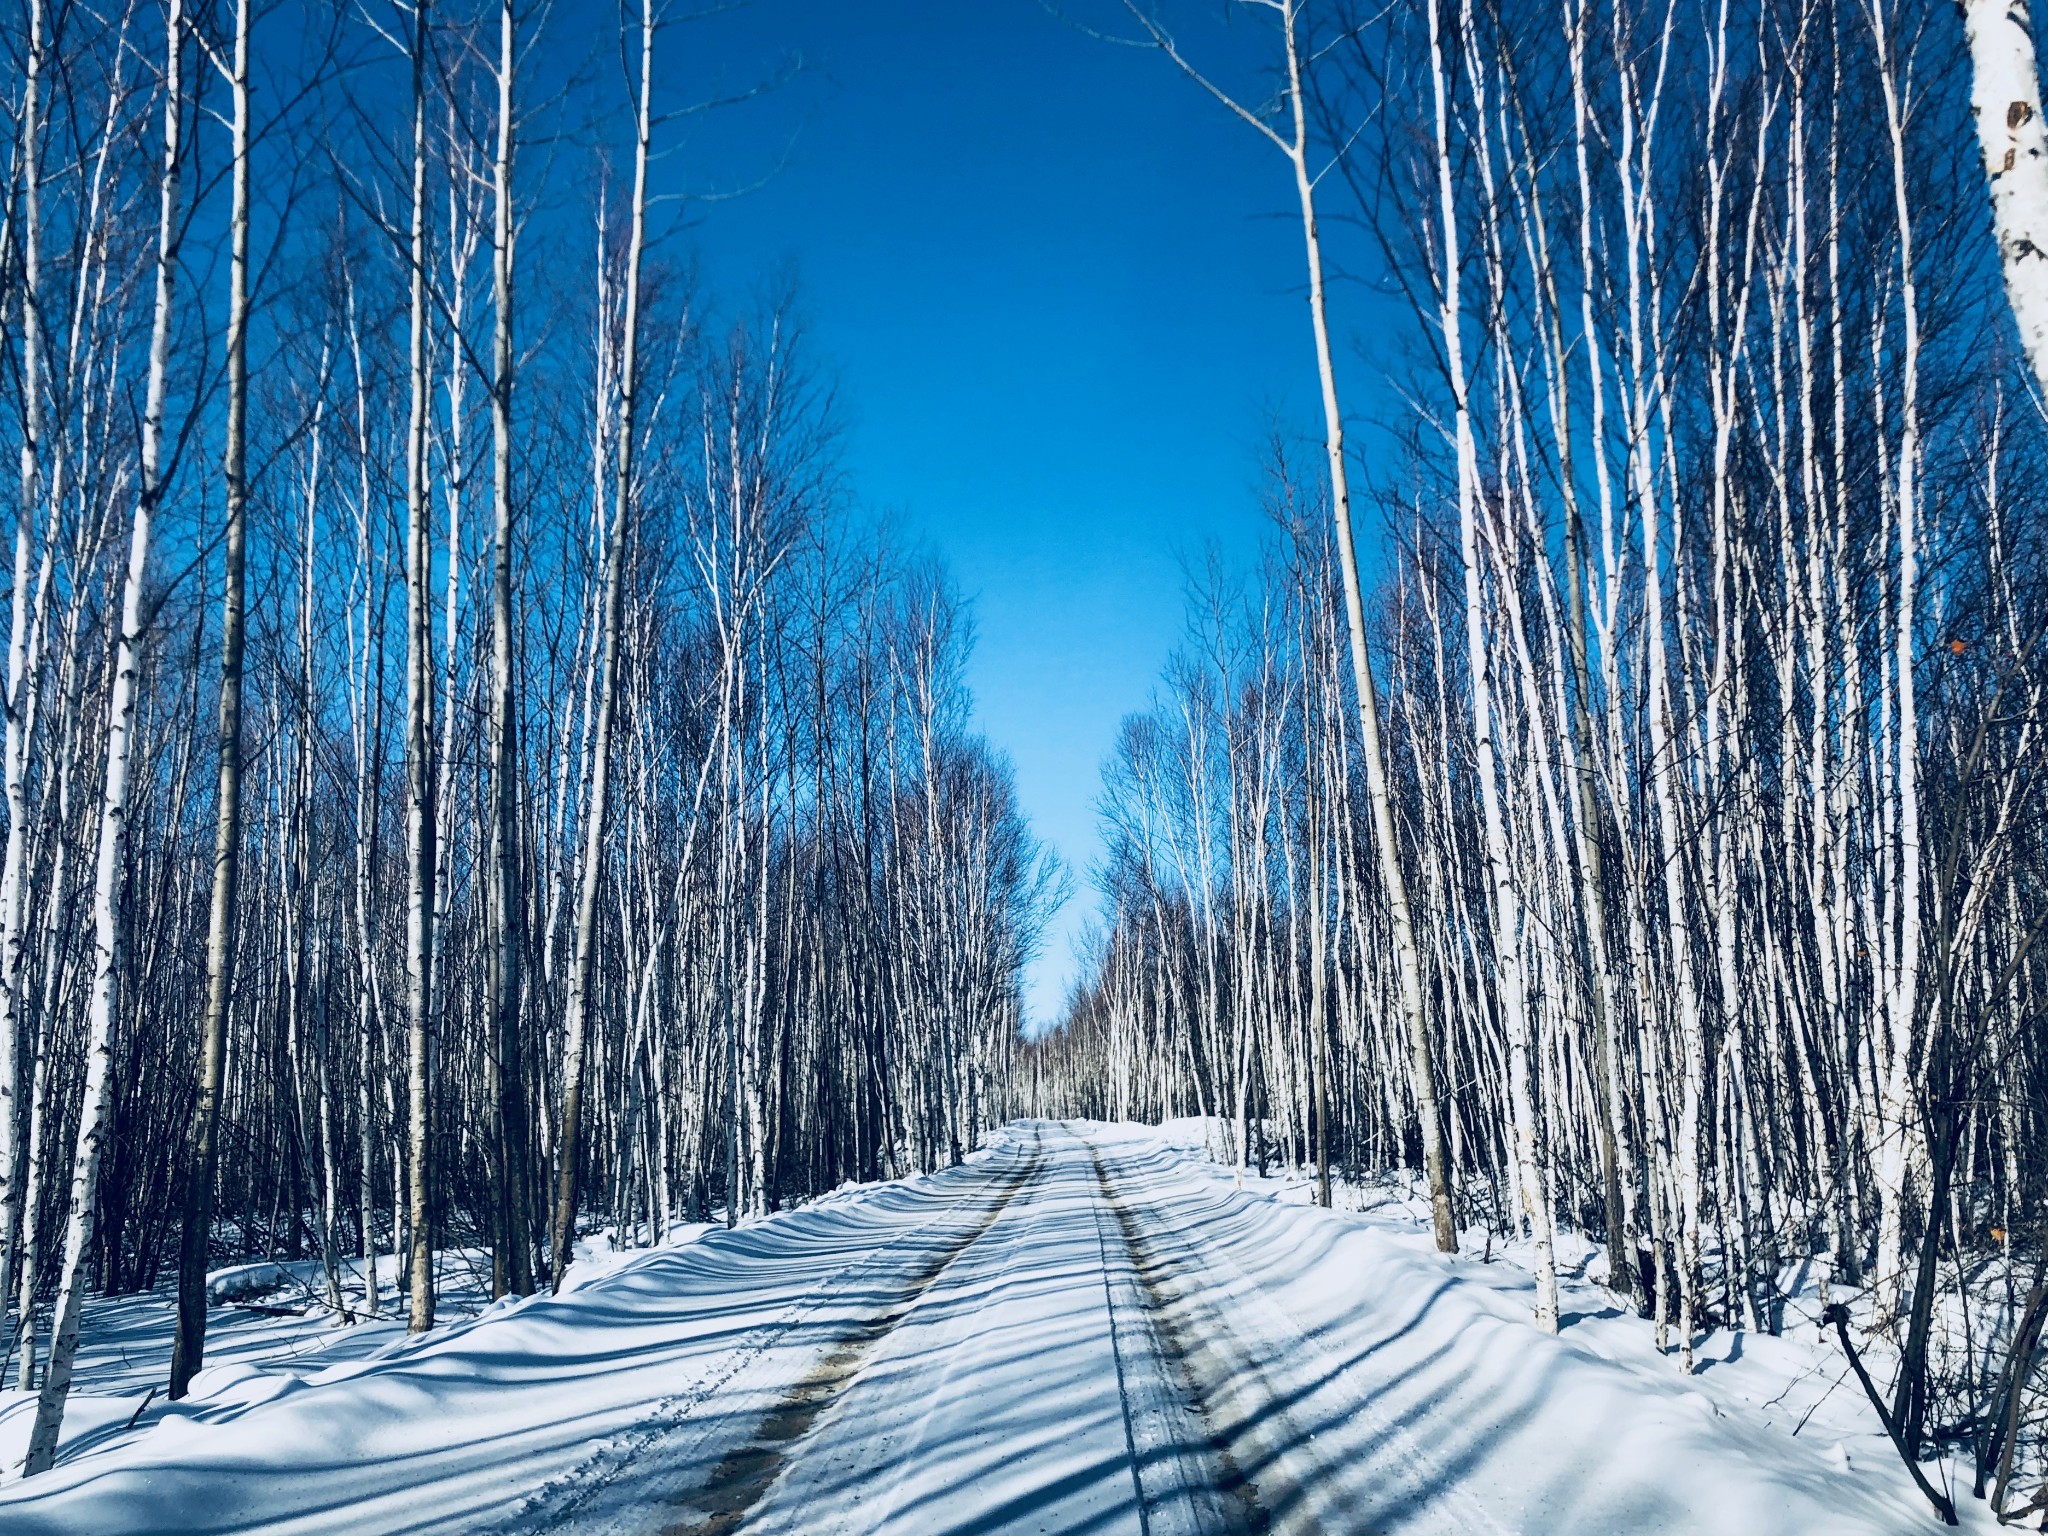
[550,0,653,1289]
[488,0,534,1297]
[1281,0,1456,1252]
[1564,0,1632,1299]
[1432,0,1557,1329]
[170,0,252,1399]
[23,0,185,1470]
[1869,0,1924,1323]
[0,0,49,1356]
[402,0,438,1334]
[344,287,384,1320]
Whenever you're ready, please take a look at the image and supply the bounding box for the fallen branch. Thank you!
[1822,1303,1958,1526]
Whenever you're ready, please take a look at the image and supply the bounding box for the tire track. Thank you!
[1098,1137,1510,1536]
[652,1130,1043,1536]
[1088,1155,1156,1536]
[511,1136,1038,1534]
[1088,1140,1270,1536]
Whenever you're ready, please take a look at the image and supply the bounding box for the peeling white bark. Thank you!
[1964,0,2048,393]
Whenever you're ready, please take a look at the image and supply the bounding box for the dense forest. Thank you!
[6,0,2048,1519]
[1029,0,2048,1510]
[0,0,1058,1474]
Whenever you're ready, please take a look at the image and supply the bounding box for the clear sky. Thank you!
[665,1,1331,1030]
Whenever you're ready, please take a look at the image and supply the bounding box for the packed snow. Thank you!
[0,1121,1971,1532]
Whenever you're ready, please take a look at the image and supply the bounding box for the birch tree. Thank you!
[1117,0,1456,1253]
[170,0,255,1399]
[21,0,187,1471]
[550,0,656,1291]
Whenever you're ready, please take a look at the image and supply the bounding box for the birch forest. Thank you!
[0,0,1057,1471]
[1029,0,2048,1508]
[3,0,2048,1522]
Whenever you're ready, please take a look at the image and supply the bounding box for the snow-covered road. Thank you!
[0,1122,1956,1534]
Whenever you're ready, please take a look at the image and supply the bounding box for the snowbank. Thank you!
[1084,1120,1988,1533]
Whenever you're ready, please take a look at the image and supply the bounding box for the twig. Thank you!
[121,1386,158,1432]
[1788,1363,1851,1436]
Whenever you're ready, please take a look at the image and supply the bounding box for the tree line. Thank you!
[1031,0,2048,1517]
[0,0,1057,1475]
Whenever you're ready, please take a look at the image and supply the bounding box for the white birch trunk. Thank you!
[1962,0,2048,393]
[22,0,184,1470]
[402,0,437,1333]
[1431,0,1557,1330]
[0,0,49,1353]
[550,0,653,1286]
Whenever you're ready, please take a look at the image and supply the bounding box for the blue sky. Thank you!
[667,1,1332,1028]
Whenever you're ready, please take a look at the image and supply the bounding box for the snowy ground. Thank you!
[1148,1119,2006,1530]
[0,1120,1981,1533]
